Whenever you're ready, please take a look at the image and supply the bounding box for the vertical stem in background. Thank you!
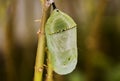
[85,0,107,81]
[33,0,51,81]
[4,0,17,81]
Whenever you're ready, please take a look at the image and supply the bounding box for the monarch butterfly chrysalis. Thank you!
[45,3,77,75]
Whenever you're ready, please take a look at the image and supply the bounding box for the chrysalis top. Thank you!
[45,9,77,34]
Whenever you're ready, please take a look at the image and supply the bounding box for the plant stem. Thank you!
[33,0,51,81]
[45,51,53,81]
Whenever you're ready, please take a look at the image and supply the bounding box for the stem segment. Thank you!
[33,0,51,81]
[45,51,53,81]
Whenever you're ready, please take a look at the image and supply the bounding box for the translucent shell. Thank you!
[45,9,77,75]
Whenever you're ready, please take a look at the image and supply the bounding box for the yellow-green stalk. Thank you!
[33,0,51,81]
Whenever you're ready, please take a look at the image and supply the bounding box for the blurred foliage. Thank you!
[0,0,10,25]
[0,0,120,81]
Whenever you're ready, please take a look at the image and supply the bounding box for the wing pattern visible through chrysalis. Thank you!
[46,27,77,75]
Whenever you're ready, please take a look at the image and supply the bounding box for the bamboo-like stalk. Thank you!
[33,0,51,81]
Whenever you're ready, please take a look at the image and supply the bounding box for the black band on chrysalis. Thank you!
[52,2,56,10]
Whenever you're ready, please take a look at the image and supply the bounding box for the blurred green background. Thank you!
[0,0,120,81]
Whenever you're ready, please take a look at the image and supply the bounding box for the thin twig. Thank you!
[33,0,51,81]
[45,50,53,81]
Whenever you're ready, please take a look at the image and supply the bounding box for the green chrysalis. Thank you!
[45,9,77,75]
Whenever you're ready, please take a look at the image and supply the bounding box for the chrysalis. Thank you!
[45,9,77,75]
